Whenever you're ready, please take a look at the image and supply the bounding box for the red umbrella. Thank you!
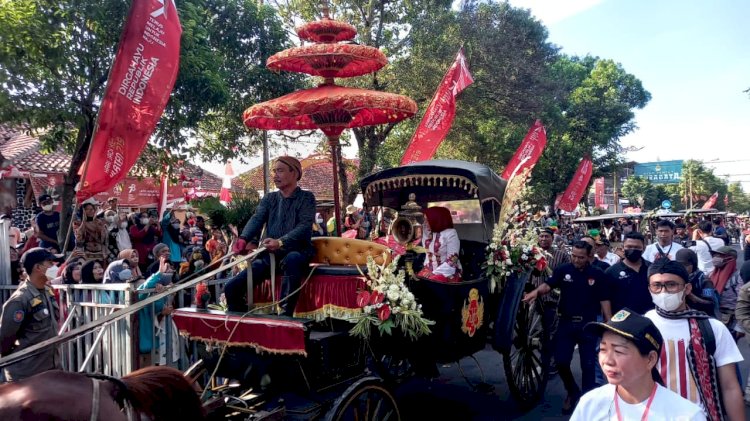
[243,84,416,135]
[295,18,357,43]
[243,10,416,235]
[267,44,387,79]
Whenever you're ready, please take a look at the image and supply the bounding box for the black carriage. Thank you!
[360,160,549,407]
[177,160,550,420]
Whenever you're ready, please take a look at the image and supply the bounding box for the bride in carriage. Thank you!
[417,206,463,283]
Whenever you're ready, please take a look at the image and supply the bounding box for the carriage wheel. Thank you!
[501,299,549,409]
[324,377,400,421]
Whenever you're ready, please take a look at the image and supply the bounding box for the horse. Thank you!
[0,365,205,421]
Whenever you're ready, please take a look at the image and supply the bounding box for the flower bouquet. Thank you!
[485,168,551,292]
[349,254,434,341]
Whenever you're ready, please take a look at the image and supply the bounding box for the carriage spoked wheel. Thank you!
[324,377,400,421]
[502,299,550,409]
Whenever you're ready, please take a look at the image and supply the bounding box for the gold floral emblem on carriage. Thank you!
[461,288,484,337]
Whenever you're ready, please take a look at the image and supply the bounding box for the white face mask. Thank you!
[171,222,181,229]
[651,290,685,312]
[45,265,59,280]
[42,205,54,212]
[106,216,116,223]
[140,218,149,225]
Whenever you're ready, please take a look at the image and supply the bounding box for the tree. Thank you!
[621,176,657,209]
[380,5,650,210]
[679,160,728,210]
[0,0,298,245]
[727,182,750,213]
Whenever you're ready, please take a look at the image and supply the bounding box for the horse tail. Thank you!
[120,366,205,421]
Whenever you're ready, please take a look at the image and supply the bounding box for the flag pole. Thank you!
[60,84,111,252]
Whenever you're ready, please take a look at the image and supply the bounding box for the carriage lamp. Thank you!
[391,193,423,245]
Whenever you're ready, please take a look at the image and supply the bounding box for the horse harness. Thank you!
[86,374,137,421]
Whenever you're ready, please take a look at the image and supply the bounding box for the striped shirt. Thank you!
[531,247,571,304]
[645,310,743,410]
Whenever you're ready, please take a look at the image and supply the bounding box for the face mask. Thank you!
[316,217,324,224]
[140,218,149,225]
[45,265,59,280]
[106,216,116,223]
[624,249,643,262]
[42,205,54,211]
[118,269,132,281]
[194,260,205,270]
[651,290,685,312]
[171,222,181,229]
[120,222,128,229]
[712,256,727,268]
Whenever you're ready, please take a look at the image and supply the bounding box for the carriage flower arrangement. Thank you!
[350,254,434,341]
[485,169,551,292]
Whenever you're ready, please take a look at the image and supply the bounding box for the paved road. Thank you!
[396,243,750,420]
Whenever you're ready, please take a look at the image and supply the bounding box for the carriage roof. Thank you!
[360,160,506,210]
[679,208,718,214]
[572,213,643,223]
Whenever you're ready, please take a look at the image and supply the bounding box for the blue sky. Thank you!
[508,0,750,189]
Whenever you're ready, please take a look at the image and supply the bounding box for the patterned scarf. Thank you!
[655,306,725,421]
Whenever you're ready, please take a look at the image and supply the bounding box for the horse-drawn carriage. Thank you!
[175,160,549,420]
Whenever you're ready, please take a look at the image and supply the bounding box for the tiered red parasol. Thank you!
[244,9,416,235]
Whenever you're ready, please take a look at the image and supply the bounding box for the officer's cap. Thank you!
[20,247,64,274]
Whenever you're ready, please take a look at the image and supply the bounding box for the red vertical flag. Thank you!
[400,48,473,165]
[77,0,182,200]
[594,177,606,208]
[500,120,547,180]
[557,157,594,212]
[702,191,719,209]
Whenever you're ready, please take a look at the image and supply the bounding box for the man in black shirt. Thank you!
[605,232,653,315]
[523,241,612,414]
[227,156,316,315]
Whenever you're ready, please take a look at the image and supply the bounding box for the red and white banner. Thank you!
[500,120,547,180]
[77,0,182,201]
[594,177,606,208]
[220,160,234,205]
[400,48,473,165]
[702,191,719,209]
[557,157,594,212]
[33,172,216,209]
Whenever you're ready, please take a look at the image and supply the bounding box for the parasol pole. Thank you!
[328,135,342,236]
[262,131,270,195]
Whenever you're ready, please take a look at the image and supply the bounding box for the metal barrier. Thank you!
[0,249,260,380]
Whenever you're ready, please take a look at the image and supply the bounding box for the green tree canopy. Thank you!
[0,0,299,244]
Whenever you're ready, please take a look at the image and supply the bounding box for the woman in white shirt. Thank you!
[571,308,705,421]
[417,206,462,283]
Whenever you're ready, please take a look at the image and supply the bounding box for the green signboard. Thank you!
[634,160,683,184]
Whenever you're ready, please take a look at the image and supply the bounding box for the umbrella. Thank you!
[243,9,416,235]
[267,44,387,79]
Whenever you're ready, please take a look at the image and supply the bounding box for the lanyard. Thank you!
[614,383,657,421]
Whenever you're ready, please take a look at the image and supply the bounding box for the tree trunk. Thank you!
[351,124,394,205]
[59,115,95,250]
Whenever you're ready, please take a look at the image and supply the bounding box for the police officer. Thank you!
[523,241,612,414]
[0,247,61,381]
